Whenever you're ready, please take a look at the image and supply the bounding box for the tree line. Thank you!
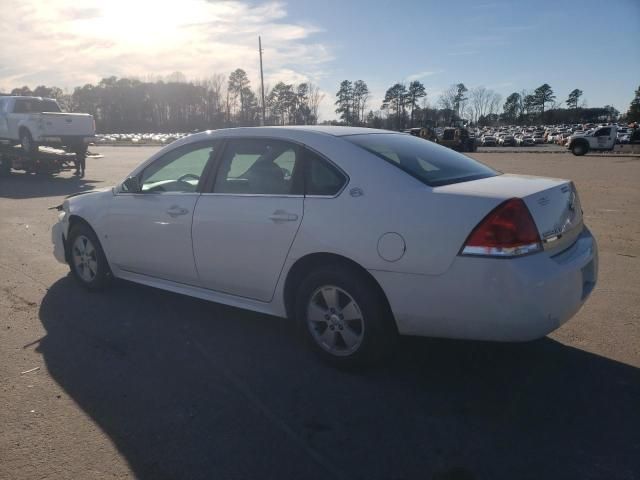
[4,73,638,132]
[4,70,323,133]
[333,79,631,129]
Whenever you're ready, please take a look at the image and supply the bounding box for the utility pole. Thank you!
[259,36,266,126]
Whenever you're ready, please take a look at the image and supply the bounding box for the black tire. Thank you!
[67,222,112,291]
[571,141,588,156]
[294,264,397,367]
[19,129,37,155]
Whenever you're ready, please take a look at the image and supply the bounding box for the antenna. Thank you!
[259,36,266,126]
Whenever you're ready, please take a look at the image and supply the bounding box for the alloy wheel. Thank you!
[306,285,365,357]
[72,235,98,283]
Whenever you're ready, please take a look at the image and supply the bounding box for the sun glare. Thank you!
[70,0,218,50]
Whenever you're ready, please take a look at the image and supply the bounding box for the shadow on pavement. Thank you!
[0,172,99,199]
[38,276,640,480]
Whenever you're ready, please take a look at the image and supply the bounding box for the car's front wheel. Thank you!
[67,223,111,290]
[571,141,588,156]
[295,265,396,367]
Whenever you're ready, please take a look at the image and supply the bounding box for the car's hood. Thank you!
[65,187,113,200]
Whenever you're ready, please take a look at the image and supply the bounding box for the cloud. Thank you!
[0,0,332,94]
[406,70,443,82]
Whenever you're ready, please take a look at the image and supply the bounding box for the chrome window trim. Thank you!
[205,136,350,199]
[114,192,202,197]
[199,193,304,198]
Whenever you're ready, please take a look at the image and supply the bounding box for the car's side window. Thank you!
[134,142,216,194]
[213,139,302,195]
[304,149,347,196]
[13,99,29,114]
[595,128,611,137]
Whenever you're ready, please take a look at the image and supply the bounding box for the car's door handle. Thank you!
[269,210,298,222]
[166,205,189,217]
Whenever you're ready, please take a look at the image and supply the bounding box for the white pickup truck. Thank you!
[567,125,617,156]
[0,96,95,155]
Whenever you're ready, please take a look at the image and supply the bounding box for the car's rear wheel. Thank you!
[295,265,396,367]
[67,223,111,290]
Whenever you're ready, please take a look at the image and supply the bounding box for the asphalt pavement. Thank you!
[1,147,639,480]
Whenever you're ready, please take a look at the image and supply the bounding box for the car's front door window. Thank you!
[137,143,216,194]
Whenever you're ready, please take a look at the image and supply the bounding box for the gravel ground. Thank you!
[1,147,639,480]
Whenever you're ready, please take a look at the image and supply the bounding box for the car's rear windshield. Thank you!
[344,133,498,187]
[36,100,61,113]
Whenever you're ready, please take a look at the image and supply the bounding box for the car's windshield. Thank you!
[344,133,498,187]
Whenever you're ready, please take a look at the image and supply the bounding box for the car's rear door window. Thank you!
[344,133,498,187]
[13,99,29,113]
[213,139,303,195]
[304,149,347,196]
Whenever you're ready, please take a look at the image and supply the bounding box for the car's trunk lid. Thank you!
[435,174,583,255]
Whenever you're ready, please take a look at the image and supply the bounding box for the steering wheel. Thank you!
[176,173,200,184]
[280,167,291,178]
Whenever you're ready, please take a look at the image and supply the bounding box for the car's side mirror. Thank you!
[123,176,141,193]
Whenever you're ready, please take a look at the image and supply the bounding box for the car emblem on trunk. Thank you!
[537,196,550,206]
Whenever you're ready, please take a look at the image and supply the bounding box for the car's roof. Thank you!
[166,126,405,153]
[223,125,395,137]
[179,126,403,145]
[3,96,55,101]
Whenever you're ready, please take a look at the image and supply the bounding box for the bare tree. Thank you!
[207,74,225,122]
[437,85,457,111]
[469,86,490,124]
[488,91,502,116]
[468,86,501,124]
[308,83,324,124]
[353,80,370,124]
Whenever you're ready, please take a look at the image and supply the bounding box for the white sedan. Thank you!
[52,127,598,366]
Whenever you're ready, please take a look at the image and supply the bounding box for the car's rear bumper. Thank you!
[370,227,598,342]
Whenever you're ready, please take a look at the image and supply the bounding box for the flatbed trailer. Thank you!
[0,145,83,176]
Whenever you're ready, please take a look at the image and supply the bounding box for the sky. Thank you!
[0,0,638,121]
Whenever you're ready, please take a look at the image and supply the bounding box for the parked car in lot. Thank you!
[52,127,598,366]
[498,134,516,146]
[516,135,535,146]
[481,134,496,146]
[0,96,95,155]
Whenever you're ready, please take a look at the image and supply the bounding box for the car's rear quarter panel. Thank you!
[286,135,502,277]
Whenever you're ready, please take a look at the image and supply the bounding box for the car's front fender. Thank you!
[65,188,115,252]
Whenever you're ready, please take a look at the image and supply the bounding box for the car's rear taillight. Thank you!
[460,198,542,257]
